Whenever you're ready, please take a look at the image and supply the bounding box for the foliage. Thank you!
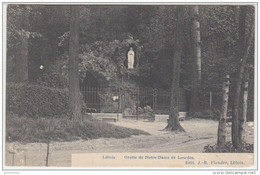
[138,106,155,122]
[187,108,221,120]
[34,55,68,88]
[6,113,149,143]
[36,71,68,89]
[7,5,42,50]
[79,35,142,88]
[98,88,119,113]
[6,5,255,119]
[203,142,253,153]
[122,89,139,115]
[6,82,70,118]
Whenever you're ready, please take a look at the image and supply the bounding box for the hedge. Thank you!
[6,82,69,118]
[6,114,150,143]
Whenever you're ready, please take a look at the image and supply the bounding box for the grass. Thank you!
[203,142,253,153]
[6,114,150,143]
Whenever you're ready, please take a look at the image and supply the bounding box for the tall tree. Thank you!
[217,75,230,147]
[240,67,249,142]
[68,6,82,120]
[232,6,254,148]
[164,6,185,132]
[189,5,202,112]
[10,5,30,82]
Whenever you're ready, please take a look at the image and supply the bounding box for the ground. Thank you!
[5,118,254,167]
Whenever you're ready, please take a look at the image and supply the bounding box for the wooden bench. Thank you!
[102,118,117,122]
[94,116,117,122]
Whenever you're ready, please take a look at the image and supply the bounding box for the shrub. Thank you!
[203,142,253,153]
[139,106,155,122]
[99,88,119,113]
[187,108,220,120]
[99,88,138,114]
[36,71,68,89]
[6,113,149,143]
[6,82,70,118]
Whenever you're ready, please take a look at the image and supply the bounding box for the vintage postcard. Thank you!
[2,2,257,172]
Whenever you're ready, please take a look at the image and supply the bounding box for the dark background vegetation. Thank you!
[5,5,255,143]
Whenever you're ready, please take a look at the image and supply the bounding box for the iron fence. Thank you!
[80,86,187,114]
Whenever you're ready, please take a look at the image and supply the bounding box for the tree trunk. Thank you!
[14,7,29,82]
[189,5,202,113]
[217,75,230,147]
[232,6,254,148]
[239,68,249,143]
[68,6,82,120]
[164,6,185,132]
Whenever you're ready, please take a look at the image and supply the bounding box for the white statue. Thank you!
[127,47,135,69]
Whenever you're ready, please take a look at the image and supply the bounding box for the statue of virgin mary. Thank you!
[127,47,135,69]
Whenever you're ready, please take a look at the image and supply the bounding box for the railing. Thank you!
[80,86,187,114]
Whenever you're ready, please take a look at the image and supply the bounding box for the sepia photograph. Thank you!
[2,2,257,170]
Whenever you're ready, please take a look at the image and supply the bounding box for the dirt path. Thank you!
[5,119,254,167]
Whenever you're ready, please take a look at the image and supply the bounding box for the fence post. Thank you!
[117,87,120,121]
[209,91,212,108]
[153,89,155,112]
[122,89,125,115]
[45,140,50,167]
[137,88,139,120]
[217,75,230,147]
[154,89,157,113]
[12,143,15,166]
